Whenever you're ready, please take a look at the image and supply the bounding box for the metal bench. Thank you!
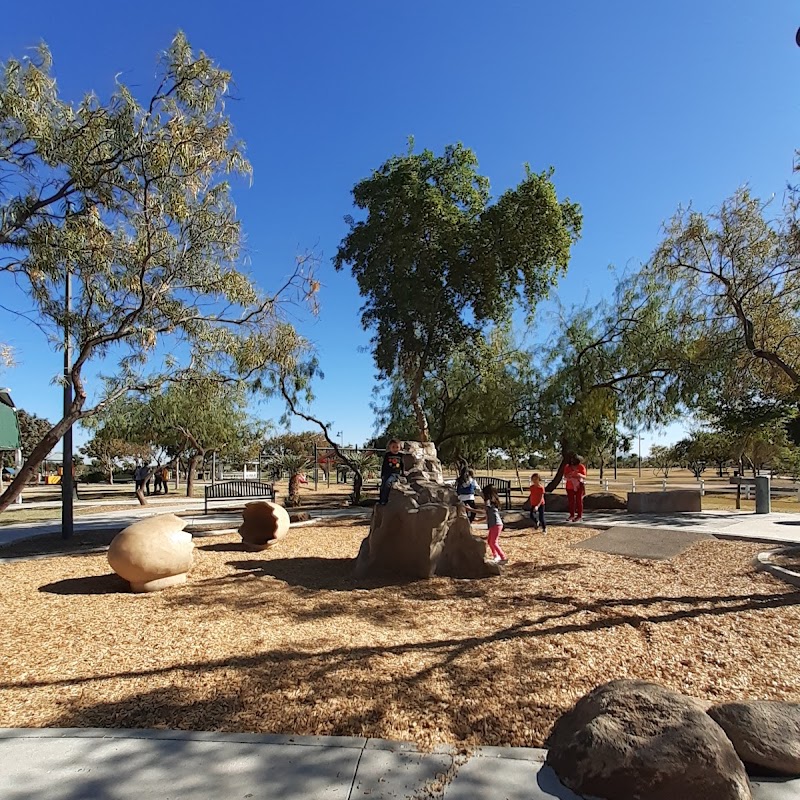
[204,480,275,514]
[472,476,512,510]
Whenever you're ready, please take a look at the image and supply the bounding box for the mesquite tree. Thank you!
[335,142,581,442]
[0,34,313,511]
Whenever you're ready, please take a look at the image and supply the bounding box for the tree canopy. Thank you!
[647,188,800,406]
[335,142,581,441]
[0,33,314,510]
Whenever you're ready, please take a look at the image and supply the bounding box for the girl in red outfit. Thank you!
[563,454,586,522]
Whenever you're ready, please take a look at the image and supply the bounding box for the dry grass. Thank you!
[1,519,799,749]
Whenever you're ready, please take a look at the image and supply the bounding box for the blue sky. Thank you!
[1,0,798,456]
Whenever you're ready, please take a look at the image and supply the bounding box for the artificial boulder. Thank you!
[708,701,800,776]
[239,501,290,551]
[545,680,752,800]
[107,514,194,593]
[354,443,497,580]
[398,440,444,484]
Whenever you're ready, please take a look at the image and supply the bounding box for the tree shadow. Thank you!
[197,542,250,553]
[39,573,130,595]
[227,557,403,591]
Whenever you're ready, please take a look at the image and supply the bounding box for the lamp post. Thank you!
[637,435,643,479]
[62,269,74,540]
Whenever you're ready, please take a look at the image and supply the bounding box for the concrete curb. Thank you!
[754,548,800,588]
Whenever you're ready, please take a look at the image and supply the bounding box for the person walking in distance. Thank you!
[528,473,547,532]
[379,439,404,505]
[564,454,587,522]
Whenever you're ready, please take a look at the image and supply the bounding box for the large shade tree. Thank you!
[371,325,534,466]
[0,34,313,511]
[648,188,800,403]
[334,142,581,442]
[537,276,700,491]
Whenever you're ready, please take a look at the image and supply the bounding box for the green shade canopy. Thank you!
[0,390,21,451]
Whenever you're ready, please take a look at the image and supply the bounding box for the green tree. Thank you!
[648,188,800,402]
[269,451,310,507]
[335,142,581,442]
[91,378,255,500]
[0,34,313,512]
[264,430,328,458]
[79,430,147,484]
[371,326,534,464]
[538,276,697,491]
[648,445,678,478]
[673,434,711,479]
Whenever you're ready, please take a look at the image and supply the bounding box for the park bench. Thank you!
[204,480,275,514]
[472,476,512,510]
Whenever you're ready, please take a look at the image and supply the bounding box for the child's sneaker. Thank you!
[497,558,508,566]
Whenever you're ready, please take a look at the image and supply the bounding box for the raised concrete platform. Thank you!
[627,489,702,513]
[0,729,797,800]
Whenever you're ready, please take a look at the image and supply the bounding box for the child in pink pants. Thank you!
[475,484,507,564]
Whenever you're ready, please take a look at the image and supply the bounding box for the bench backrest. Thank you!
[205,480,274,499]
[472,476,511,492]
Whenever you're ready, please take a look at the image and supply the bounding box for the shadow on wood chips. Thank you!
[39,573,130,595]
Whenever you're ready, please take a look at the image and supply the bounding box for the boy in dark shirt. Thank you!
[379,439,404,505]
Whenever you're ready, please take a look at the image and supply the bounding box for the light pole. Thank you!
[62,269,74,540]
[638,435,643,478]
[337,430,343,447]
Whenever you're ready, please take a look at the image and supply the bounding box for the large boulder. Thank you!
[545,680,751,800]
[107,514,194,593]
[524,494,566,512]
[239,501,290,550]
[584,491,627,510]
[355,443,497,579]
[708,701,800,776]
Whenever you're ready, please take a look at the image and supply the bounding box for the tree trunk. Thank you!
[599,457,605,481]
[409,368,429,443]
[186,455,199,498]
[545,458,568,493]
[287,472,301,506]
[353,471,363,504]
[0,413,81,512]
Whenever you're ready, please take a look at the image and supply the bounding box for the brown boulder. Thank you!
[107,514,193,593]
[584,491,627,510]
[545,680,751,800]
[354,443,497,580]
[239,501,290,551]
[708,701,800,776]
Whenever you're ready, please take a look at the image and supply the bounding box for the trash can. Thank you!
[754,475,771,514]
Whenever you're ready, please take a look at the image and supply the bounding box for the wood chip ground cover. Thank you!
[1,520,798,749]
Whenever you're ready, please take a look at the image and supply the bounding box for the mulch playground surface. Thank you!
[1,518,799,749]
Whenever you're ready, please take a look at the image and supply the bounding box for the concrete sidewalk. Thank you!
[573,509,800,546]
[1,729,797,800]
[0,504,370,547]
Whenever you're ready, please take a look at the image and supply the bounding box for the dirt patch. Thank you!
[1,519,798,749]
